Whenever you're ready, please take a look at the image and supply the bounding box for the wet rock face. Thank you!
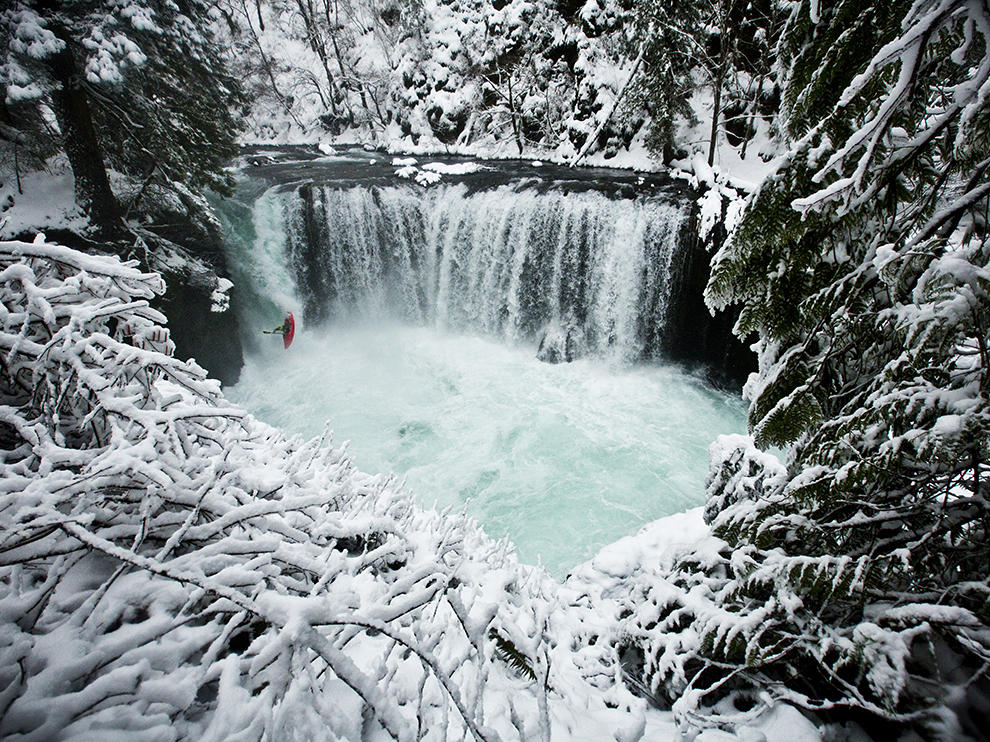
[137,197,245,387]
[536,317,586,364]
[158,269,243,387]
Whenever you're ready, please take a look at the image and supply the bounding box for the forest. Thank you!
[0,0,988,740]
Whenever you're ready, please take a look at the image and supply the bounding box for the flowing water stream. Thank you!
[218,148,746,577]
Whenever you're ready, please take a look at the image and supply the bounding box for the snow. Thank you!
[394,161,488,186]
[699,187,724,241]
[121,3,160,33]
[421,161,488,175]
[679,150,752,244]
[210,277,233,312]
[414,169,442,186]
[585,507,718,579]
[6,8,64,72]
[82,28,148,84]
[0,159,88,239]
[933,413,963,436]
[670,88,785,194]
[746,705,821,742]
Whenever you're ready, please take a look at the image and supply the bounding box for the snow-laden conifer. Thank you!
[612,0,990,737]
[1,0,246,230]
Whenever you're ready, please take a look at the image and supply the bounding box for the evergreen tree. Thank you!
[631,0,782,164]
[629,0,702,159]
[0,0,247,233]
[620,0,990,736]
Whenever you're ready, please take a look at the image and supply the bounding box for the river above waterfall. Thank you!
[217,146,747,577]
[232,145,687,200]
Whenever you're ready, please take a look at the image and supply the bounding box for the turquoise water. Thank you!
[228,322,745,577]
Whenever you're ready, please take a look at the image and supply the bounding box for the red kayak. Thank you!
[282,312,295,349]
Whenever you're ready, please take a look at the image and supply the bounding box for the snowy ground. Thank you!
[0,158,88,239]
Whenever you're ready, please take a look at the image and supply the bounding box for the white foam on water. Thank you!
[229,323,745,578]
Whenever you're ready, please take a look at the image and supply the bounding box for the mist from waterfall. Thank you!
[283,182,689,361]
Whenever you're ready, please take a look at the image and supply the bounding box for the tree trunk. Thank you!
[739,71,765,161]
[708,0,734,167]
[48,37,121,233]
[708,67,723,167]
[296,0,341,115]
[571,35,646,167]
[507,73,523,154]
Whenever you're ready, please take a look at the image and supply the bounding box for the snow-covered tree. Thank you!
[1,0,246,232]
[630,0,782,164]
[611,0,990,736]
[229,0,657,158]
[627,0,702,159]
[0,236,576,740]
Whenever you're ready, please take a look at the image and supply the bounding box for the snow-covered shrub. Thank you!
[607,435,989,739]
[0,236,557,740]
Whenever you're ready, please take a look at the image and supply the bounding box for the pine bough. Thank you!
[615,0,990,737]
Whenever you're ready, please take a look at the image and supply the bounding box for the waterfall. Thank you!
[219,157,750,575]
[276,181,691,361]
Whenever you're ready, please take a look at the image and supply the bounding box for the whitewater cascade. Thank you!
[221,159,747,575]
[280,182,691,361]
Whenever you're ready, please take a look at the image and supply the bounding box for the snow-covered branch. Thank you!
[794,0,990,216]
[0,237,567,741]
